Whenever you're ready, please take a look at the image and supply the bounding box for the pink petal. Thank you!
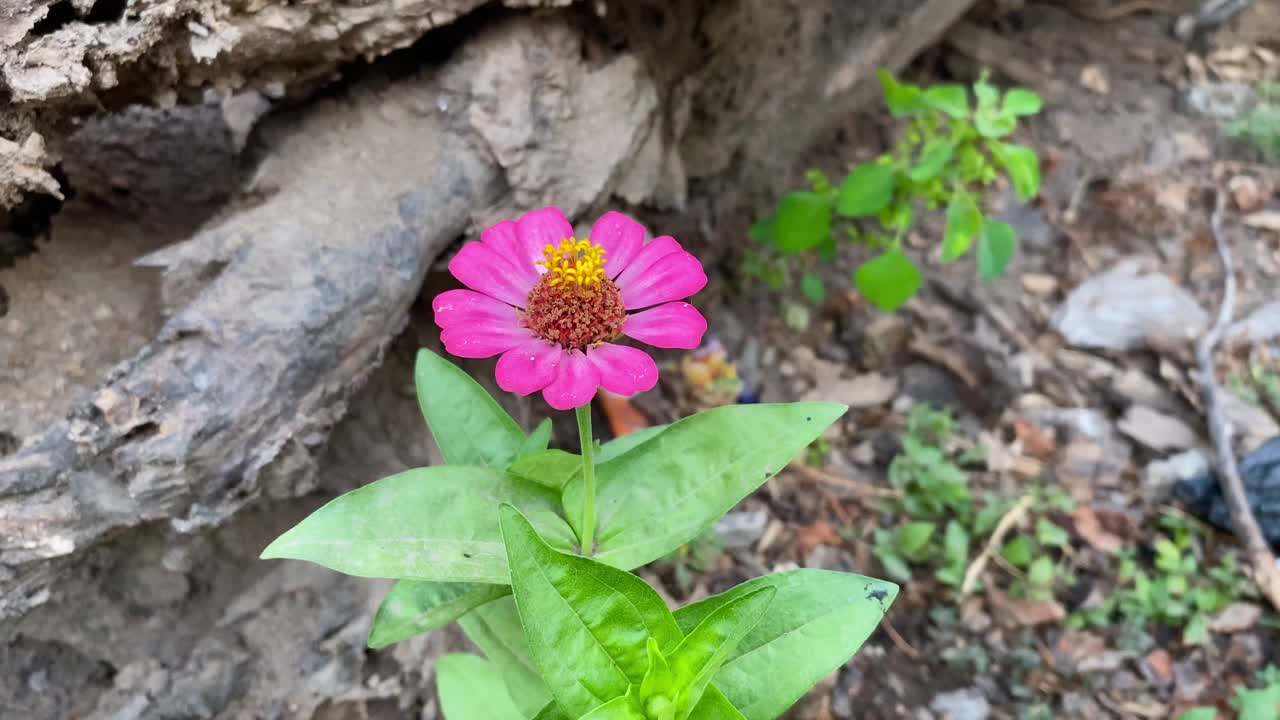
[589,211,645,279]
[586,343,658,396]
[618,251,708,310]
[541,350,601,410]
[439,322,533,358]
[449,242,536,308]
[623,302,707,349]
[613,236,683,292]
[495,340,563,396]
[481,220,540,287]
[432,289,518,329]
[516,207,574,262]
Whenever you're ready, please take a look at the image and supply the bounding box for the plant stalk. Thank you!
[576,404,596,555]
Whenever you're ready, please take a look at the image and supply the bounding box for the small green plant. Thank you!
[748,69,1043,312]
[1229,82,1280,162]
[873,405,1072,594]
[1070,511,1257,645]
[1180,664,1280,720]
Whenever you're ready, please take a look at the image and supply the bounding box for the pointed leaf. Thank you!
[775,192,832,253]
[565,403,848,571]
[499,505,683,718]
[580,694,649,720]
[977,218,1016,280]
[988,141,1040,201]
[435,654,525,720]
[260,466,575,583]
[923,84,970,119]
[748,215,778,246]
[508,449,582,491]
[908,138,955,183]
[878,70,928,117]
[688,686,748,720]
[532,704,571,720]
[854,250,922,312]
[416,349,525,467]
[801,272,826,304]
[369,581,510,649]
[459,596,551,717]
[664,587,775,716]
[518,419,554,459]
[941,192,981,262]
[673,569,898,720]
[836,163,895,218]
[1002,88,1043,116]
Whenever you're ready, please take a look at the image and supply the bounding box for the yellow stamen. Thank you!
[538,237,607,290]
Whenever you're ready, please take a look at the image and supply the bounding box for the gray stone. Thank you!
[1051,257,1209,351]
[715,511,769,550]
[929,688,990,720]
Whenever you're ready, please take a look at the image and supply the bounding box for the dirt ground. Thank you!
[5,1,1280,718]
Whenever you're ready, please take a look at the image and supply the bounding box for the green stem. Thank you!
[576,404,596,555]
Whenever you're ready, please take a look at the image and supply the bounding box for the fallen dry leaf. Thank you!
[794,520,842,555]
[1229,175,1267,212]
[1072,506,1124,554]
[1144,648,1173,686]
[805,373,898,408]
[989,587,1066,627]
[1209,602,1263,634]
[598,390,651,438]
[1014,418,1057,458]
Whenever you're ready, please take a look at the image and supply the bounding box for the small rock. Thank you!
[1118,406,1200,451]
[779,361,798,379]
[803,543,844,570]
[1145,448,1210,486]
[1209,602,1262,634]
[864,315,911,360]
[1182,80,1255,120]
[26,669,48,693]
[1173,657,1208,704]
[806,373,898,408]
[849,441,875,465]
[1110,367,1181,414]
[1056,438,1126,490]
[899,363,968,411]
[790,346,818,377]
[1051,257,1210,351]
[1230,301,1280,344]
[929,688,990,720]
[1220,393,1280,452]
[1034,407,1113,443]
[1020,273,1059,296]
[1171,132,1212,163]
[715,511,769,550]
[1229,175,1268,212]
[1079,64,1110,94]
[1143,648,1174,687]
[1244,210,1280,233]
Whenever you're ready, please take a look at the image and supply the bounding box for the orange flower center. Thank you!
[523,238,625,349]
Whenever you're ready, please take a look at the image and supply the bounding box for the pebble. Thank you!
[929,688,990,720]
[715,511,769,551]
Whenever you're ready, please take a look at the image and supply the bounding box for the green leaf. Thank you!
[878,69,927,117]
[941,192,981,262]
[977,218,1016,280]
[748,215,778,246]
[942,520,969,568]
[369,581,509,649]
[1027,556,1055,588]
[1036,518,1070,548]
[854,250,923,312]
[1237,683,1280,720]
[1183,613,1210,645]
[1002,88,1043,116]
[688,686,748,720]
[674,569,897,720]
[598,424,670,464]
[532,704,571,720]
[801,272,826,304]
[508,449,582,491]
[499,505,683,718]
[654,588,776,718]
[580,694,649,720]
[518,419,553,459]
[459,596,551,717]
[1176,708,1217,720]
[908,138,955,183]
[435,654,525,720]
[775,192,833,253]
[894,522,935,561]
[988,141,1040,200]
[1001,536,1032,568]
[566,403,848,571]
[974,109,1016,139]
[260,466,575,583]
[923,84,969,119]
[836,163,895,218]
[416,349,524,467]
[974,76,999,109]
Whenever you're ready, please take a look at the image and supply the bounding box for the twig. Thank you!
[880,615,921,659]
[787,461,903,499]
[1196,189,1280,612]
[961,494,1034,595]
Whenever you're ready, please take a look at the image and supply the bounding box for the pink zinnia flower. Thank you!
[432,207,708,410]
